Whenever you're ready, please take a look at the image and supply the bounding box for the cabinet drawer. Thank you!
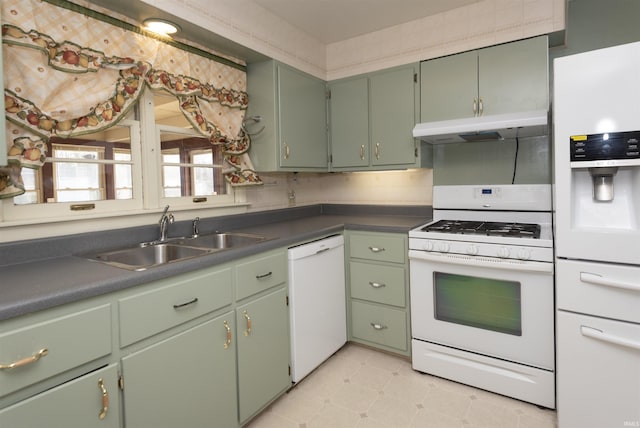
[349,233,406,263]
[236,251,287,301]
[119,267,233,347]
[350,261,406,307]
[351,301,407,351]
[0,363,120,427]
[0,304,112,398]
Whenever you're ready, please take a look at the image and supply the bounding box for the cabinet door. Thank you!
[330,76,369,168]
[0,364,120,428]
[370,65,418,166]
[121,314,237,428]
[237,287,290,423]
[278,66,328,169]
[479,36,548,116]
[420,51,478,122]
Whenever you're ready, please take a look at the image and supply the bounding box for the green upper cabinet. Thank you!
[246,60,328,172]
[329,76,369,169]
[329,64,419,171]
[420,36,549,122]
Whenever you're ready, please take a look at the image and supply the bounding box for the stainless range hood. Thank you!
[413,109,549,144]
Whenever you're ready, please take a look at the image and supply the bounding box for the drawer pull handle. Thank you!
[98,378,109,420]
[370,323,388,331]
[256,271,273,279]
[369,282,386,288]
[223,320,232,349]
[173,297,198,310]
[0,348,48,370]
[368,246,385,253]
[243,311,252,336]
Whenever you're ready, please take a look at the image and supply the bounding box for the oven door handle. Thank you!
[408,250,553,273]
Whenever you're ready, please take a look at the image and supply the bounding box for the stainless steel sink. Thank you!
[175,232,268,250]
[89,243,215,271]
[86,232,270,271]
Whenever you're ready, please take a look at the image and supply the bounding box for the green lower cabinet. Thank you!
[0,363,120,427]
[236,287,290,424]
[351,300,408,352]
[349,261,406,307]
[121,313,237,428]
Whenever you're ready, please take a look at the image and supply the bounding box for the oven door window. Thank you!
[434,272,522,336]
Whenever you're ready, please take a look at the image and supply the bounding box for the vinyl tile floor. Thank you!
[245,343,558,428]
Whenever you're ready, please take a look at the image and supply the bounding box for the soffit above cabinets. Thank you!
[250,0,480,44]
[84,0,480,59]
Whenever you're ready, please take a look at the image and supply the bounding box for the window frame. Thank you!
[156,124,234,208]
[1,119,143,221]
[0,90,244,227]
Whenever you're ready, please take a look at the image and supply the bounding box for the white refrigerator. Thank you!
[554,41,640,428]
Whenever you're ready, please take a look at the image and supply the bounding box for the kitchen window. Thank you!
[1,90,237,223]
[0,1,256,234]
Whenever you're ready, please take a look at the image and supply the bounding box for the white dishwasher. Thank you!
[288,234,346,383]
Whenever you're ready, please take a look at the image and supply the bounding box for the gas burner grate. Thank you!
[422,220,541,239]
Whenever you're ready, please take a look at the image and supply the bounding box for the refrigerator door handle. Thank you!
[580,272,640,292]
[580,325,640,351]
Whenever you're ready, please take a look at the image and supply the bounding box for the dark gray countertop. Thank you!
[0,204,431,322]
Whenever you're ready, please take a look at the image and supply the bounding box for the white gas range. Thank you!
[409,184,555,409]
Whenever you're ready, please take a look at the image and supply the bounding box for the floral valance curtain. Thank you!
[0,0,262,199]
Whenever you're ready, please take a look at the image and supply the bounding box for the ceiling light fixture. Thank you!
[143,18,180,36]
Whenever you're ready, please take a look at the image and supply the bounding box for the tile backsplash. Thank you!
[244,169,433,212]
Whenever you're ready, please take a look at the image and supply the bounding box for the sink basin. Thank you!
[86,232,271,271]
[89,243,214,271]
[176,232,268,250]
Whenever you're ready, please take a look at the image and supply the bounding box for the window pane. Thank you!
[12,124,134,205]
[434,272,522,336]
[160,130,226,198]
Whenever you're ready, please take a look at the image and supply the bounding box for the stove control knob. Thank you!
[517,249,532,260]
[465,244,479,256]
[422,241,434,251]
[497,247,510,258]
[438,242,451,253]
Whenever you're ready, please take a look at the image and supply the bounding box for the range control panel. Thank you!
[570,131,640,167]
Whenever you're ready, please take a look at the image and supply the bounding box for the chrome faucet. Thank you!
[192,217,200,238]
[158,205,174,242]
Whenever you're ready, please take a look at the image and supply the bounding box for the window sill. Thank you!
[0,202,251,243]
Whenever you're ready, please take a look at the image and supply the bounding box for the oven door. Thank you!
[409,250,554,370]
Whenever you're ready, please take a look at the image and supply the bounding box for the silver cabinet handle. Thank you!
[283,143,290,160]
[370,323,388,330]
[473,97,478,115]
[368,246,385,253]
[369,281,386,288]
[375,143,380,160]
[478,97,484,116]
[360,144,365,160]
